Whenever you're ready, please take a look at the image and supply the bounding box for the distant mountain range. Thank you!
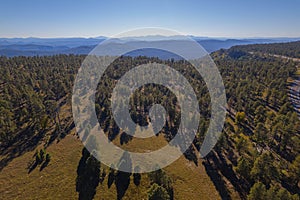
[0,36,299,58]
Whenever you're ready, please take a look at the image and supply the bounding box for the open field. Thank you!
[0,132,221,200]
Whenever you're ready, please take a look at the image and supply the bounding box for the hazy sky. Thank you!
[1,0,300,38]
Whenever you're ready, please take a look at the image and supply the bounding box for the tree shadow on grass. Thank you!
[202,153,232,200]
[76,148,100,200]
[0,126,47,172]
[115,152,132,200]
[107,171,115,188]
[27,161,38,174]
[39,160,50,171]
[115,171,131,200]
[203,150,250,200]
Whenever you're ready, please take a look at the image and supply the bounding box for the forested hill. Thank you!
[226,40,300,58]
[0,41,300,200]
[210,42,300,199]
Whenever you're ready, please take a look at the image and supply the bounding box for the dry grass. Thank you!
[0,129,221,200]
[165,156,220,200]
[0,132,83,199]
[113,132,221,199]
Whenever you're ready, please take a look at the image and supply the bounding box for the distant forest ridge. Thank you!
[0,36,299,57]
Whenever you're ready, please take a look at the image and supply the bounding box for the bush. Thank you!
[148,183,170,200]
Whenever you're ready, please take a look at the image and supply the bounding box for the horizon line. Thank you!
[1,35,300,40]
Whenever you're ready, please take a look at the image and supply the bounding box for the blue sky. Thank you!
[1,0,300,38]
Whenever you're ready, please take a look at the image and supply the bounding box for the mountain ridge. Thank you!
[0,36,299,57]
